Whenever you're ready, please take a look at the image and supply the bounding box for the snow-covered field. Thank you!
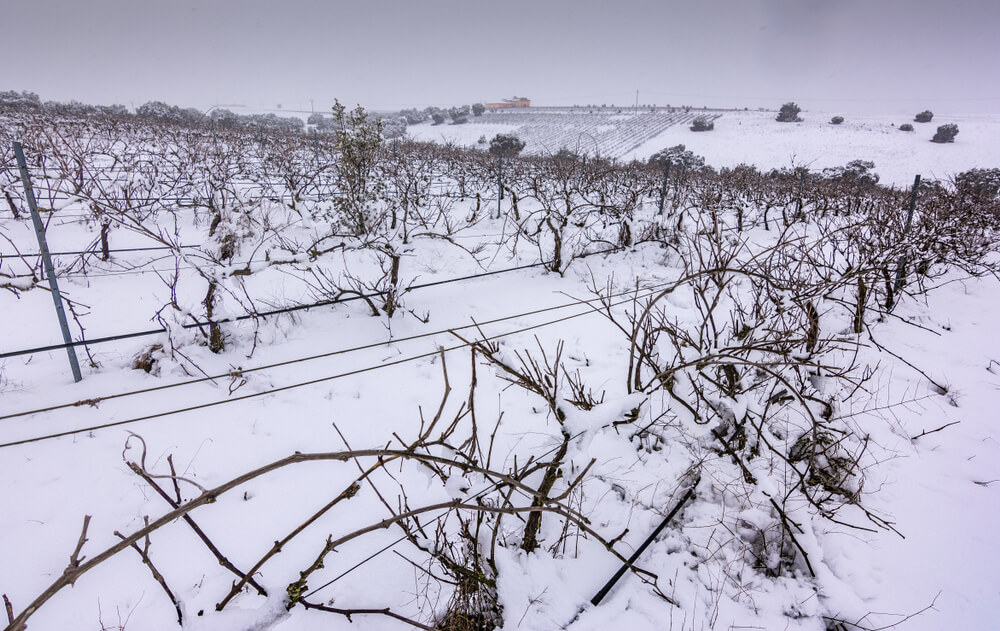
[629,110,1000,187]
[406,107,720,162]
[1,108,998,631]
[411,107,1000,187]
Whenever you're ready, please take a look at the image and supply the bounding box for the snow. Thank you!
[1,108,999,631]
[412,108,1000,187]
[627,110,1000,187]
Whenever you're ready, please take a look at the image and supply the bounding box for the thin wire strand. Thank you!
[0,279,665,422]
[2,245,199,259]
[0,286,653,449]
[0,247,619,359]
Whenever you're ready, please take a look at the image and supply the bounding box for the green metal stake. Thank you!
[892,174,922,303]
[13,141,83,382]
[795,170,806,219]
[658,159,672,217]
[497,149,504,219]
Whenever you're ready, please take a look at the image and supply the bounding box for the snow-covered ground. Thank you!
[628,110,1000,187]
[411,108,1000,187]
[822,272,1000,629]
[406,107,717,162]
[1,110,998,631]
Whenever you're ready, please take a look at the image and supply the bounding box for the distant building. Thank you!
[485,96,530,110]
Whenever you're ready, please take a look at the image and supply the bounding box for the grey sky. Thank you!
[3,0,998,115]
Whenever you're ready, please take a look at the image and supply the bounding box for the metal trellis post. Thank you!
[497,148,504,219]
[892,174,922,303]
[795,169,806,219]
[658,159,672,217]
[12,141,83,382]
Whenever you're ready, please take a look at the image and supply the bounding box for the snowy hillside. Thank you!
[410,107,1000,187]
[406,107,721,161]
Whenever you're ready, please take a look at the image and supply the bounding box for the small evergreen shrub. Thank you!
[690,116,714,132]
[914,110,934,123]
[449,105,471,124]
[830,116,844,125]
[822,160,879,185]
[776,102,802,122]
[931,124,959,143]
[648,144,706,170]
[899,123,914,132]
[955,168,1000,200]
[489,134,526,156]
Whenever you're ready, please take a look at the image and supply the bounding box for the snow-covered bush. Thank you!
[690,116,714,131]
[955,167,1000,201]
[399,108,428,124]
[914,110,934,123]
[822,159,879,185]
[776,101,802,122]
[488,133,525,156]
[931,123,959,143]
[0,90,42,111]
[381,115,407,139]
[647,144,705,170]
[449,105,470,125]
[329,99,387,236]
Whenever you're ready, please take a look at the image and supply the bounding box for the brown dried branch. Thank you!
[114,517,183,625]
[218,481,361,611]
[126,459,268,598]
[4,448,622,631]
[300,599,436,631]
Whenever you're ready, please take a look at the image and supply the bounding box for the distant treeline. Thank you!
[0,90,494,140]
[0,90,310,134]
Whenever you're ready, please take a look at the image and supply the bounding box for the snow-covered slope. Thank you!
[628,110,1000,186]
[411,108,1000,187]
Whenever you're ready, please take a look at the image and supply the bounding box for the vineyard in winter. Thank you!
[1,103,999,631]
[408,107,723,159]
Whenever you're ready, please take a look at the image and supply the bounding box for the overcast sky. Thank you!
[3,0,998,116]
